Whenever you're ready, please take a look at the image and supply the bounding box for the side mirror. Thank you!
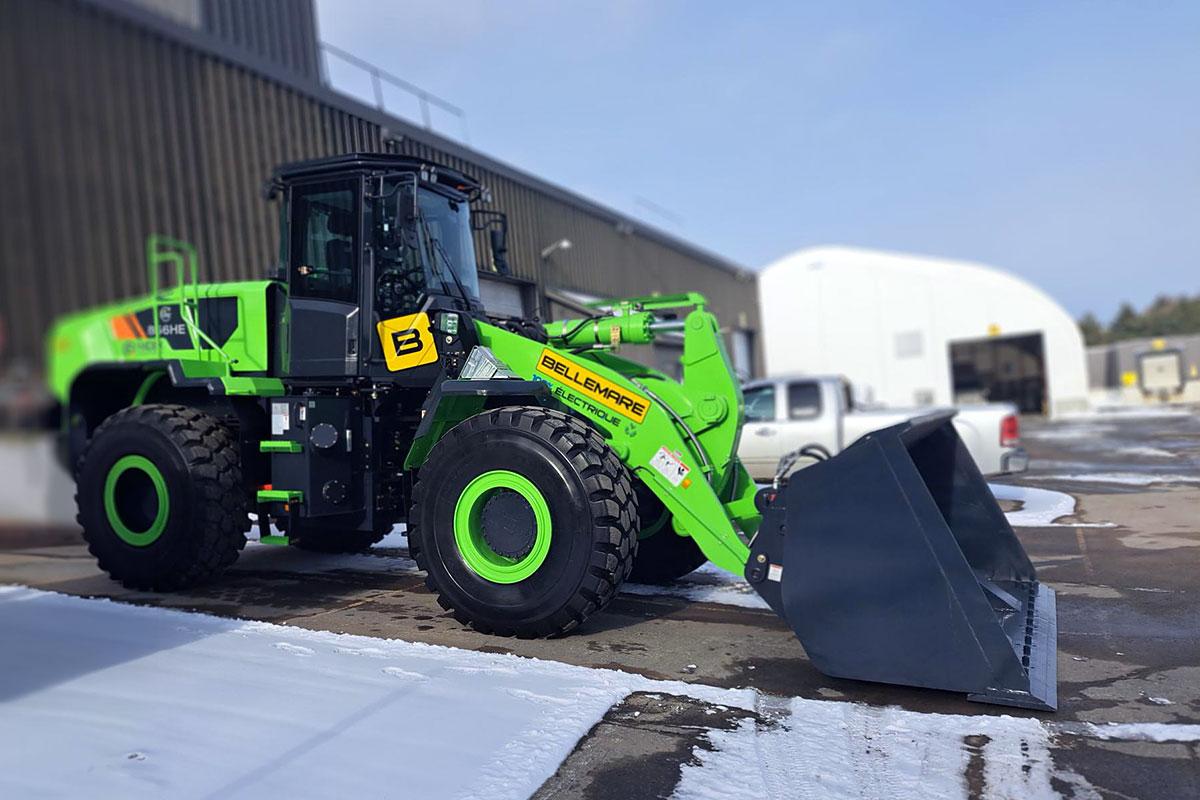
[489,228,510,275]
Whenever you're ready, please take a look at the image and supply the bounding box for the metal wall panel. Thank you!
[200,0,320,80]
[0,0,761,384]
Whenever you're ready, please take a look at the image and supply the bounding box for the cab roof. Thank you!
[271,152,481,197]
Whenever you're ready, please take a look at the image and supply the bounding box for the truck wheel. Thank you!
[75,404,249,591]
[409,406,637,637]
[288,522,390,553]
[627,483,708,584]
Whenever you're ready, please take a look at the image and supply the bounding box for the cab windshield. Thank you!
[417,188,480,302]
[373,180,480,318]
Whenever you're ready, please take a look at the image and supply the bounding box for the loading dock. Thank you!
[950,333,1047,413]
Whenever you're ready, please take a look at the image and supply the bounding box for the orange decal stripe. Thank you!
[128,313,148,339]
[110,315,135,340]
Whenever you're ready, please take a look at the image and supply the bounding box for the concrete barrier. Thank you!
[0,434,77,526]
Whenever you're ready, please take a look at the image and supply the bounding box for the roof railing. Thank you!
[319,42,470,143]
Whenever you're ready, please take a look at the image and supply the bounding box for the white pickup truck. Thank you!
[737,375,1027,480]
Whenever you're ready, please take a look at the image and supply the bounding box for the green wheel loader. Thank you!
[46,153,1057,709]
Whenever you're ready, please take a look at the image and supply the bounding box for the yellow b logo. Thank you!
[377,312,438,372]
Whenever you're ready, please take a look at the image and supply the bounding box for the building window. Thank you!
[730,329,755,380]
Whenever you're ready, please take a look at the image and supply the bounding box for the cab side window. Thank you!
[787,381,822,420]
[289,180,358,304]
[743,385,777,422]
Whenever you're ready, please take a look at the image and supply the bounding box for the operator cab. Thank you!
[270,153,486,382]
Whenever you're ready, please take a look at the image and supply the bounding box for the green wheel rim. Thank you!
[638,506,671,540]
[453,469,552,584]
[103,455,170,546]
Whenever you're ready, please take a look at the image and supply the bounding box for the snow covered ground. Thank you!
[674,699,1095,800]
[622,562,769,609]
[14,585,1192,800]
[0,585,752,800]
[988,483,1116,528]
[1039,472,1200,487]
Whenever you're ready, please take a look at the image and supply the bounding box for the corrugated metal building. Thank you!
[0,0,760,420]
[1087,334,1200,406]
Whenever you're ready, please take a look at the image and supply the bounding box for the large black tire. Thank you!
[409,406,637,638]
[288,521,390,553]
[75,404,249,591]
[627,482,708,584]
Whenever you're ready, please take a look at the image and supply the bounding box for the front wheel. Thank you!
[409,406,638,637]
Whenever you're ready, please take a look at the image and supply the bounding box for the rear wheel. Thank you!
[409,406,637,637]
[627,482,708,584]
[76,404,249,591]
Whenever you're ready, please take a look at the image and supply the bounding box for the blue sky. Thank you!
[316,1,1199,321]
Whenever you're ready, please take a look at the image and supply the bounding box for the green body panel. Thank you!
[468,296,760,575]
[257,489,303,503]
[46,279,279,402]
[259,441,303,454]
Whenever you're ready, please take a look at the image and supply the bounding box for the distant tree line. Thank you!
[1079,294,1200,346]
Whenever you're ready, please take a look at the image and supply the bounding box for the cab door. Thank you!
[286,178,362,377]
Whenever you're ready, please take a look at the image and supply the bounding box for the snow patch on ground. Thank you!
[1061,407,1195,420]
[1116,446,1178,459]
[1080,723,1200,743]
[241,521,416,574]
[1023,424,1116,441]
[1041,473,1200,486]
[989,483,1115,528]
[623,563,769,610]
[674,697,1090,800]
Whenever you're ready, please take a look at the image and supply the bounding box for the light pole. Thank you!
[539,239,572,260]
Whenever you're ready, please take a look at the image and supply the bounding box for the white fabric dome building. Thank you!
[757,246,1089,417]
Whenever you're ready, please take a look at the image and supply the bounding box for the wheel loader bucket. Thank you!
[746,411,1057,711]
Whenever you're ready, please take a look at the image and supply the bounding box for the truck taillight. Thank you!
[1000,414,1020,447]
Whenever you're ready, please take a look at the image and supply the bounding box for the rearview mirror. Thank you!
[395,180,419,247]
[489,228,510,275]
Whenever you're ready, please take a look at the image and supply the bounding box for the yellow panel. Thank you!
[377,312,439,372]
[536,348,650,423]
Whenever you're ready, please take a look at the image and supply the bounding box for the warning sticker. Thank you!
[271,402,290,436]
[767,564,783,583]
[649,447,690,487]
